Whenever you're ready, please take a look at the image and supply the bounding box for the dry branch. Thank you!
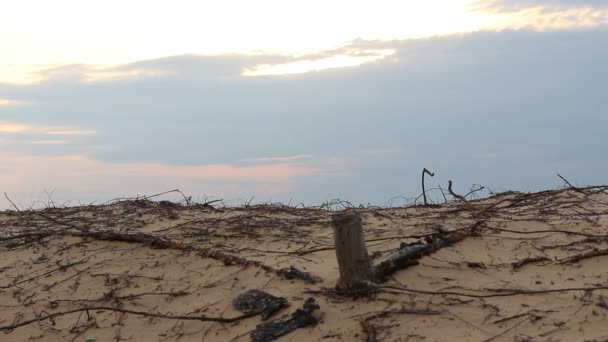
[0,306,259,332]
[559,248,608,264]
[448,180,478,211]
[511,257,551,270]
[308,284,608,299]
[556,173,586,194]
[359,319,377,342]
[421,168,434,206]
[3,192,20,211]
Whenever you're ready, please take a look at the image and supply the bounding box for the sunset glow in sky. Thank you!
[3,0,606,83]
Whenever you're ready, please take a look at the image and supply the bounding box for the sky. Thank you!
[1,0,607,208]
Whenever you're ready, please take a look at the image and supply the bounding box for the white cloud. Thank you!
[475,0,608,12]
[46,129,98,136]
[0,98,26,106]
[0,121,97,136]
[243,50,394,76]
[239,155,313,163]
[29,140,69,145]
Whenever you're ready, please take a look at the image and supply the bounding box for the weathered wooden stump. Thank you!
[331,213,376,290]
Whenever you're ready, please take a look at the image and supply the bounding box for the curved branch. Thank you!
[421,168,434,205]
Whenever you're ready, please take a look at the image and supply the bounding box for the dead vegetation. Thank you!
[1,184,608,341]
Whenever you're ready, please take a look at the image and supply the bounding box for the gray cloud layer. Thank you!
[1,29,607,203]
[476,0,608,12]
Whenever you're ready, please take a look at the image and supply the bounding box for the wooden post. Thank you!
[332,213,375,291]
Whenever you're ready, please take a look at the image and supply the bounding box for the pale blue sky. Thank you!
[1,1,607,207]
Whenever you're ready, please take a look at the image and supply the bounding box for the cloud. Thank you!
[1,29,607,204]
[0,122,31,133]
[46,129,97,136]
[21,64,172,84]
[0,154,320,183]
[0,53,292,85]
[243,50,394,76]
[29,140,69,145]
[15,54,294,85]
[475,0,608,12]
[239,155,313,163]
[7,49,397,84]
[0,121,96,156]
[0,98,25,106]
[0,121,96,136]
[472,0,608,30]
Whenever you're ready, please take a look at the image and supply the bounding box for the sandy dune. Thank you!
[1,186,608,341]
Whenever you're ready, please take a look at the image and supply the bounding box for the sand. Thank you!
[1,186,608,341]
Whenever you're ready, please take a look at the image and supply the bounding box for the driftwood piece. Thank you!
[251,298,320,342]
[331,213,481,289]
[373,243,426,281]
[278,266,322,284]
[374,222,482,281]
[332,213,376,290]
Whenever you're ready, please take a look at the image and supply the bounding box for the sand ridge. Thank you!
[1,186,608,341]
